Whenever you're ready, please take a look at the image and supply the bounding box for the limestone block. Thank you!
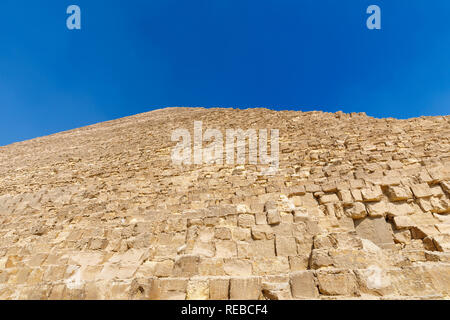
[238,214,255,228]
[215,227,232,240]
[409,211,439,225]
[386,202,415,218]
[231,227,251,241]
[387,266,438,297]
[421,263,450,294]
[309,249,333,269]
[264,200,277,211]
[198,259,225,276]
[288,255,310,271]
[312,234,334,249]
[287,185,306,197]
[108,249,148,265]
[319,194,339,204]
[27,254,49,268]
[388,186,413,201]
[436,223,450,234]
[296,193,319,208]
[417,198,433,212]
[165,218,187,232]
[149,278,188,300]
[393,216,415,230]
[229,277,262,300]
[411,183,433,198]
[361,186,383,202]
[351,189,363,202]
[192,241,215,258]
[305,184,321,193]
[366,201,389,218]
[430,185,445,198]
[27,268,45,285]
[267,209,281,225]
[354,266,394,296]
[275,236,297,256]
[337,190,353,205]
[43,265,67,282]
[387,160,403,170]
[236,204,251,214]
[411,225,439,239]
[173,255,200,277]
[441,181,450,194]
[280,212,294,224]
[223,259,252,276]
[316,270,359,296]
[345,202,367,219]
[209,278,229,300]
[290,271,318,299]
[393,230,412,245]
[48,284,66,300]
[96,263,139,281]
[129,278,154,300]
[293,212,321,234]
[215,240,237,258]
[430,197,450,213]
[251,225,274,240]
[252,257,290,275]
[237,240,276,259]
[79,265,103,282]
[355,217,395,249]
[186,279,209,300]
[430,234,450,252]
[261,280,292,300]
[255,213,267,225]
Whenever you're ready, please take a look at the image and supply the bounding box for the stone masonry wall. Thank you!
[0,107,449,299]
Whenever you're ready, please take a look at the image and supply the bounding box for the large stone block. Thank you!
[275,236,297,256]
[345,202,367,219]
[223,259,252,276]
[316,270,359,296]
[149,278,188,300]
[209,278,230,300]
[290,271,318,299]
[411,183,433,198]
[355,217,395,249]
[229,277,262,300]
[173,255,200,277]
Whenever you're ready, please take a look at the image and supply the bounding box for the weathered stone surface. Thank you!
[345,202,367,219]
[316,270,359,296]
[388,186,413,202]
[229,277,262,300]
[411,184,433,198]
[355,217,395,249]
[275,236,297,256]
[290,271,318,299]
[0,107,448,300]
[209,278,229,300]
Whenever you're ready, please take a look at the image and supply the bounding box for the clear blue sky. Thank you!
[0,0,449,146]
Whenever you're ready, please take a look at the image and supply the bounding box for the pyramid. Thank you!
[0,107,449,299]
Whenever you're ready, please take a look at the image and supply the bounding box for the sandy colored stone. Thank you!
[229,277,262,300]
[0,107,448,300]
[290,271,318,298]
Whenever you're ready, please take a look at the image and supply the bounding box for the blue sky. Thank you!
[0,0,449,146]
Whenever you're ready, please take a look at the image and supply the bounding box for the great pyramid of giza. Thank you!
[0,107,449,299]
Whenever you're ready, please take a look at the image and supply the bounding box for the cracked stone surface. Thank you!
[0,107,449,299]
